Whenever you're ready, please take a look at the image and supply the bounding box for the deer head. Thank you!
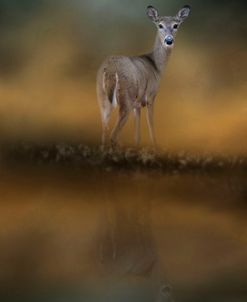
[147,5,191,48]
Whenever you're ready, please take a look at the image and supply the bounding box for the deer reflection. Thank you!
[96,176,174,302]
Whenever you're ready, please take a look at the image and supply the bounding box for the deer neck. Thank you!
[150,33,172,75]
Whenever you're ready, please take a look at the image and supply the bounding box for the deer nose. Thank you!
[165,35,174,45]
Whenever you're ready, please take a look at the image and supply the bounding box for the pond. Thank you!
[0,156,246,301]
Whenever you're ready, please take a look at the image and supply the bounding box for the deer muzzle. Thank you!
[164,35,174,46]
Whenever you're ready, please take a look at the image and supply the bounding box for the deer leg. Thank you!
[100,101,112,147]
[134,107,141,147]
[146,103,157,147]
[110,107,130,146]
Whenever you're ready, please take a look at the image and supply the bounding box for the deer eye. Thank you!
[173,24,178,29]
[158,24,164,29]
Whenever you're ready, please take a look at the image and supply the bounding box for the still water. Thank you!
[0,167,246,302]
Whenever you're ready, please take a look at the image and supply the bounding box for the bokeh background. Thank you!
[0,0,246,153]
[0,1,247,302]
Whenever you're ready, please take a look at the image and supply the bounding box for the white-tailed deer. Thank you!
[97,5,191,148]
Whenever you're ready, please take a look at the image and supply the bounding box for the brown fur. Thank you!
[97,5,191,148]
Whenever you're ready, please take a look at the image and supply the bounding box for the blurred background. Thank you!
[0,0,246,153]
[0,1,247,302]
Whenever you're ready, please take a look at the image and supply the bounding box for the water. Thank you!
[0,166,246,301]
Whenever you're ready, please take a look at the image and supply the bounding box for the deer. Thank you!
[97,4,191,148]
[97,5,191,147]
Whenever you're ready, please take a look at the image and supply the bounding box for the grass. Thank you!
[1,142,247,174]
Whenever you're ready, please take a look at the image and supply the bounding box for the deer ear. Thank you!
[176,5,191,21]
[147,5,159,23]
